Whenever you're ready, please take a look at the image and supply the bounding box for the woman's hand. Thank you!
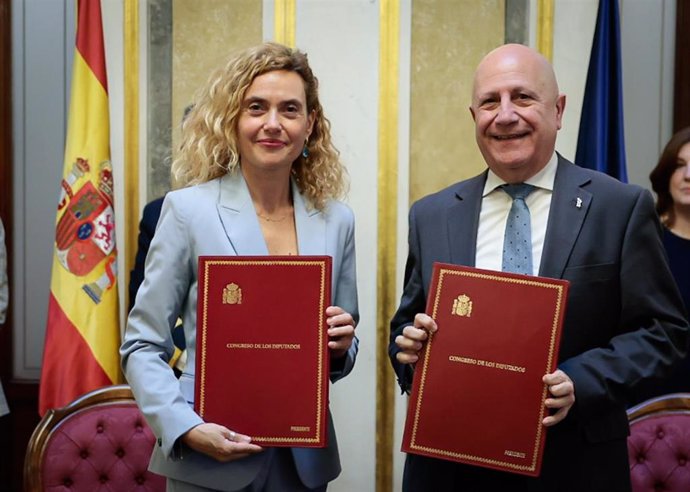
[326,305,356,359]
[181,423,263,462]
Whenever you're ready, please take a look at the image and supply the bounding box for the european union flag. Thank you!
[575,0,628,182]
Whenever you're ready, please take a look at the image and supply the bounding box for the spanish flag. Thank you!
[39,0,121,416]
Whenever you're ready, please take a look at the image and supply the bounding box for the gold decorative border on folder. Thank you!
[408,268,566,473]
[197,258,328,445]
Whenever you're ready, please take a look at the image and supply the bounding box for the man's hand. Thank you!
[395,313,438,364]
[542,370,575,426]
[181,423,263,462]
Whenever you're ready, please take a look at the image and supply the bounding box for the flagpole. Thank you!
[124,0,139,311]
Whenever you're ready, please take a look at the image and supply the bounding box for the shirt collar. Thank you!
[482,152,558,197]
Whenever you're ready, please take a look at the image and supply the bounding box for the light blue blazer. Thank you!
[121,170,359,490]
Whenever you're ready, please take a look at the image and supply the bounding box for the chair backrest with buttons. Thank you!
[628,393,690,492]
[24,384,165,492]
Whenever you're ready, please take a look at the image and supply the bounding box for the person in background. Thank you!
[390,43,688,491]
[128,196,187,375]
[129,105,196,374]
[650,127,690,310]
[0,218,10,417]
[630,127,690,404]
[120,42,359,492]
[129,196,164,311]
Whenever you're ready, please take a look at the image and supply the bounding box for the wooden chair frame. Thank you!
[628,392,690,423]
[23,384,139,492]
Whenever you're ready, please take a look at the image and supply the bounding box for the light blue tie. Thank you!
[502,183,536,275]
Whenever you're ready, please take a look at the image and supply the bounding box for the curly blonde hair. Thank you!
[172,42,347,210]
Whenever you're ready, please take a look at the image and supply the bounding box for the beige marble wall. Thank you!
[172,0,262,152]
[410,0,504,203]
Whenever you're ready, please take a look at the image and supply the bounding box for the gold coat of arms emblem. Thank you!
[222,283,242,304]
[452,294,472,317]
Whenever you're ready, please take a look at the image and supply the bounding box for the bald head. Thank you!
[469,43,566,183]
[472,44,560,107]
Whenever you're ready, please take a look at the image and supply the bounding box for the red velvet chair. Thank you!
[628,393,690,492]
[24,384,165,492]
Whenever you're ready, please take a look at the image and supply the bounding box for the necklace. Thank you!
[258,213,288,222]
[257,209,293,223]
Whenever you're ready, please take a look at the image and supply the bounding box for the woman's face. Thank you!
[237,70,315,175]
[670,142,690,208]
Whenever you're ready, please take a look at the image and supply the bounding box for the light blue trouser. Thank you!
[166,448,328,492]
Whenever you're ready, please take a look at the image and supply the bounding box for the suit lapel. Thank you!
[216,171,269,255]
[293,180,325,255]
[447,172,486,266]
[215,172,323,256]
[539,156,592,279]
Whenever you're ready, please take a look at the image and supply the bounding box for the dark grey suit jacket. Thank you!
[390,155,689,490]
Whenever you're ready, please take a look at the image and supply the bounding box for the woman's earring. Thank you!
[302,140,310,159]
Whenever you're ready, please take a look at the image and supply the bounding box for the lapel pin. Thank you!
[576,197,582,209]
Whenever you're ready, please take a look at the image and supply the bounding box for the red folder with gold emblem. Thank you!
[195,256,331,447]
[402,263,569,476]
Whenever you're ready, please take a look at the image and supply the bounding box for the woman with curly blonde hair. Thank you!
[122,42,359,492]
[172,42,347,210]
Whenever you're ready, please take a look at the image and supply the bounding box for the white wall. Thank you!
[619,0,675,187]
[293,2,380,490]
[552,0,598,163]
[11,0,75,380]
[553,0,675,189]
[101,0,126,328]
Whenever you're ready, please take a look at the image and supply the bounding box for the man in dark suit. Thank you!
[129,196,164,311]
[389,44,689,492]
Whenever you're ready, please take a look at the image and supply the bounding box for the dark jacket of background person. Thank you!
[129,196,164,312]
[129,196,186,366]
[629,128,690,405]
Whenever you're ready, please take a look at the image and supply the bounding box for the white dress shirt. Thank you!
[475,153,558,275]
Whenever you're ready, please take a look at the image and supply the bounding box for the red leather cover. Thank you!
[195,256,331,448]
[402,263,569,476]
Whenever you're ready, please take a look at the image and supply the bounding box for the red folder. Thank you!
[402,263,569,476]
[195,256,331,447]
